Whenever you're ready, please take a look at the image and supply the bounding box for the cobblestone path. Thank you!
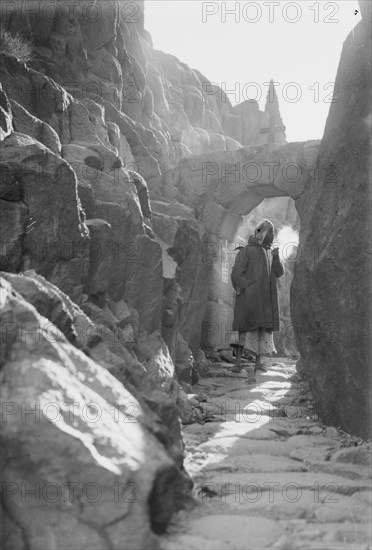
[160,358,371,550]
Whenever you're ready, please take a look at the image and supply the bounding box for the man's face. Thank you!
[266,226,274,245]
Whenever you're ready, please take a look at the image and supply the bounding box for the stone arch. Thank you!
[167,140,320,353]
[168,140,320,240]
[204,193,301,351]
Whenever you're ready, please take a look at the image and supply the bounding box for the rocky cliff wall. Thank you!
[291,1,371,439]
[0,2,220,545]
[0,0,253,194]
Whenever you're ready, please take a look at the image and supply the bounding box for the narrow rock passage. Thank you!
[160,358,371,550]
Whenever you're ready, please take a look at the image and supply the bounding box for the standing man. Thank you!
[230,219,284,374]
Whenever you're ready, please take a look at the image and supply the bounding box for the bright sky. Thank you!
[144,0,361,142]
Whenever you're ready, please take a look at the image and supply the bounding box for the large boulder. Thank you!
[291,8,371,438]
[0,276,186,549]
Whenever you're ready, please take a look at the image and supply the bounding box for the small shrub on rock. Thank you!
[0,28,33,63]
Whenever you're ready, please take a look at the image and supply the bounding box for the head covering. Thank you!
[254,219,274,245]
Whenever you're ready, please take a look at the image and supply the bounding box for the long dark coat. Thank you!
[231,235,284,332]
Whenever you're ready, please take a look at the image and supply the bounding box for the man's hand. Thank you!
[272,247,279,257]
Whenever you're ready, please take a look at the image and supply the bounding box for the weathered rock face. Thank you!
[291,6,371,439]
[0,16,201,539]
[0,131,90,302]
[0,47,177,379]
[0,0,260,198]
[1,269,189,467]
[0,275,189,549]
[168,219,214,355]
